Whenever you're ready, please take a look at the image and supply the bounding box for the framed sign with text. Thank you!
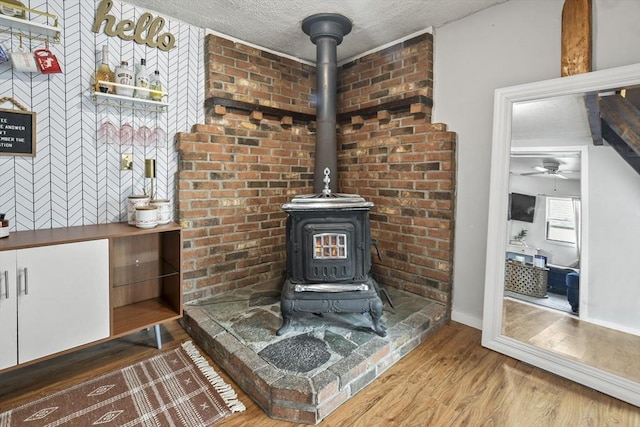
[0,107,36,156]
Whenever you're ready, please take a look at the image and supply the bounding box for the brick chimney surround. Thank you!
[176,32,456,316]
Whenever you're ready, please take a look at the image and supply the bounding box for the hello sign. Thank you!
[92,0,176,51]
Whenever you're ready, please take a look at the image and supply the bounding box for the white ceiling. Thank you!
[510,95,587,181]
[510,153,582,180]
[124,0,508,63]
[512,95,592,142]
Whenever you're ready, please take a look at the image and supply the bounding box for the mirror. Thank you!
[482,63,640,406]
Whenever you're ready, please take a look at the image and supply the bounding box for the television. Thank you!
[509,192,536,223]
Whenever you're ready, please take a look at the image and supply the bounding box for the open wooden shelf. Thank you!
[109,225,182,339]
[112,259,179,287]
[112,298,181,337]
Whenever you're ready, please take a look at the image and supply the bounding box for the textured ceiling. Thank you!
[124,0,508,63]
[510,95,587,180]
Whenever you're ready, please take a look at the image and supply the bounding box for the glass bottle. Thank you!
[94,45,115,94]
[149,70,164,101]
[134,58,150,99]
[114,61,135,97]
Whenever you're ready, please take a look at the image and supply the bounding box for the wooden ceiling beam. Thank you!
[561,0,592,77]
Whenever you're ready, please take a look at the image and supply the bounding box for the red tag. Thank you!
[34,49,62,74]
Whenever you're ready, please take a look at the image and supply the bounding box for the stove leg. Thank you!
[277,298,293,336]
[370,298,386,337]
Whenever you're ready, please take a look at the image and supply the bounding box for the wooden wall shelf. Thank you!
[204,95,433,125]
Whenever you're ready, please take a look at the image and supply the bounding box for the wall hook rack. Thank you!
[0,1,62,44]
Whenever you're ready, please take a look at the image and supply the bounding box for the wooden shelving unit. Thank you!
[0,222,182,372]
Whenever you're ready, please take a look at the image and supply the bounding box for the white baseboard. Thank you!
[451,310,483,330]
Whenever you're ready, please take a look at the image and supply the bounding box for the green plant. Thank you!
[514,229,528,241]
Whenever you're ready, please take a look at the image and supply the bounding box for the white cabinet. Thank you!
[506,244,537,257]
[0,250,17,370]
[506,243,538,264]
[0,223,182,373]
[0,240,110,369]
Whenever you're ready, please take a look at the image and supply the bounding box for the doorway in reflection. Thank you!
[505,149,582,316]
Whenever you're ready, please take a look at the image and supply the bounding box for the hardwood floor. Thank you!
[1,321,638,426]
[503,297,640,382]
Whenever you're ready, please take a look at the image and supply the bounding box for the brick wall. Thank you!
[176,35,316,300]
[205,34,316,114]
[339,119,456,304]
[177,33,455,309]
[338,33,433,112]
[336,33,455,304]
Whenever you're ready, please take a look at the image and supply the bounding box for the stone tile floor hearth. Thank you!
[181,282,447,425]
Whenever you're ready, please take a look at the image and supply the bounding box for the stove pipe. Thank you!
[302,14,352,193]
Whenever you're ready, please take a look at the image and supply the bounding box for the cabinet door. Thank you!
[17,240,110,363]
[0,250,17,370]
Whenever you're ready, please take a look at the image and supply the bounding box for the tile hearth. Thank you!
[181,283,447,424]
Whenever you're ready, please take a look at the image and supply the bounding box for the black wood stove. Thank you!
[276,13,386,337]
[277,170,386,336]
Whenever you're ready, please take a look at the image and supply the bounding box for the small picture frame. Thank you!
[0,107,36,157]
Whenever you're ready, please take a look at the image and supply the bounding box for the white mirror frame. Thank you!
[482,63,640,407]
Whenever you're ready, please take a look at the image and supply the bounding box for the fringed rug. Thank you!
[0,341,245,427]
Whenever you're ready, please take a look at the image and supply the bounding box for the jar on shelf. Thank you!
[0,213,8,238]
[150,199,171,225]
[127,195,150,225]
[114,61,134,97]
[0,0,26,19]
[135,206,158,229]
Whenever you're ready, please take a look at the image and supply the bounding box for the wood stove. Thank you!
[277,170,386,336]
[277,13,386,337]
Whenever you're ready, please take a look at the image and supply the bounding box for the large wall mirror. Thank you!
[482,63,640,406]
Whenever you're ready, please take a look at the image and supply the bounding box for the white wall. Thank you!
[0,0,204,231]
[588,145,640,333]
[433,0,640,328]
[508,175,581,266]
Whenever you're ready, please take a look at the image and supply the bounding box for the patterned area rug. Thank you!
[0,342,245,427]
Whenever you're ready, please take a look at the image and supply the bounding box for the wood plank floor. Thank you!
[503,297,640,382]
[1,321,638,426]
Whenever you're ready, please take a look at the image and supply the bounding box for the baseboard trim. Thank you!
[451,310,482,330]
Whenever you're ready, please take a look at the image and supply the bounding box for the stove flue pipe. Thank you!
[302,14,352,193]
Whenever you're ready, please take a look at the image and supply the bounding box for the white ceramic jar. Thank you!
[150,199,171,225]
[114,61,135,96]
[127,195,150,225]
[0,218,8,238]
[135,206,158,229]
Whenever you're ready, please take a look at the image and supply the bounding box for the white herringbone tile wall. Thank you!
[0,0,204,231]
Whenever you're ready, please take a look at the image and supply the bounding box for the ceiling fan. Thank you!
[519,160,577,179]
